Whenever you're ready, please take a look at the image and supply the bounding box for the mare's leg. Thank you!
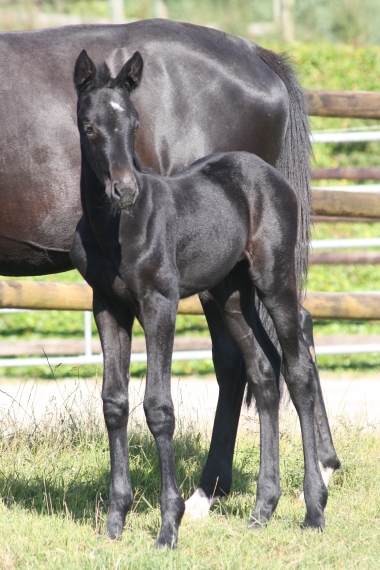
[185,291,247,519]
[140,294,185,548]
[93,294,134,539]
[254,280,328,528]
[210,267,281,527]
[299,306,341,488]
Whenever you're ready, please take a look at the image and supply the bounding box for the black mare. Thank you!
[71,50,329,548]
[0,20,339,516]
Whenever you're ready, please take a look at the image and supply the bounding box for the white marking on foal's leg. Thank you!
[297,461,334,502]
[184,488,219,520]
[319,462,334,488]
[110,101,124,112]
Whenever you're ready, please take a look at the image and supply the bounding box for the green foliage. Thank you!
[288,43,380,174]
[165,0,272,37]
[294,0,380,45]
[41,0,111,18]
[265,43,380,174]
[47,0,152,20]
[289,43,380,91]
[165,0,380,45]
[314,351,380,372]
[2,0,380,45]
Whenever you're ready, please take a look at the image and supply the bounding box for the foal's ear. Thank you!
[74,50,96,93]
[115,51,144,92]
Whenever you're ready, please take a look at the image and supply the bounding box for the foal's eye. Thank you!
[84,125,94,135]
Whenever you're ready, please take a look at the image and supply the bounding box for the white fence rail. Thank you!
[312,184,380,193]
[311,130,380,143]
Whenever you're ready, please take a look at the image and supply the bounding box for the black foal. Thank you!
[71,50,328,548]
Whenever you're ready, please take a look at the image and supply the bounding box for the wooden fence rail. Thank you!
[311,188,380,218]
[1,281,380,321]
[309,252,380,265]
[312,167,380,180]
[305,89,380,119]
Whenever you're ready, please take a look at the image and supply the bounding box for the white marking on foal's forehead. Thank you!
[110,101,124,112]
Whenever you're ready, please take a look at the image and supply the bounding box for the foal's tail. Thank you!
[255,46,312,296]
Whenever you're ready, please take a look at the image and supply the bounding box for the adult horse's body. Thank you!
[0,19,339,515]
[0,19,300,276]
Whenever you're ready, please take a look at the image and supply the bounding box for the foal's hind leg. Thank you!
[253,279,328,528]
[93,293,134,539]
[209,265,282,527]
[299,306,341,489]
[185,292,247,519]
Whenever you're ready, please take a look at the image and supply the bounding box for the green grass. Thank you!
[0,388,379,568]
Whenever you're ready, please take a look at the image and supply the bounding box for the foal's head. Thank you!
[74,50,143,209]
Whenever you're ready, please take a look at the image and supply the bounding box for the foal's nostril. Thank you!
[110,178,137,209]
[112,182,122,201]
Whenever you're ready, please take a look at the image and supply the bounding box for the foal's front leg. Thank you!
[93,294,134,539]
[140,293,185,548]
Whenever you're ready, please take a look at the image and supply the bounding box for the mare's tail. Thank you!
[245,46,312,406]
[255,45,312,295]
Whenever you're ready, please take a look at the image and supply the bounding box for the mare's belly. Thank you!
[0,228,75,277]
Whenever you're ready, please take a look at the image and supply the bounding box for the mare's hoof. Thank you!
[106,516,125,540]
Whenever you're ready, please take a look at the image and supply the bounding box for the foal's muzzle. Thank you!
[110,177,139,209]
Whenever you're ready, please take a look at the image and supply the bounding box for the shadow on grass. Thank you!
[0,427,258,528]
